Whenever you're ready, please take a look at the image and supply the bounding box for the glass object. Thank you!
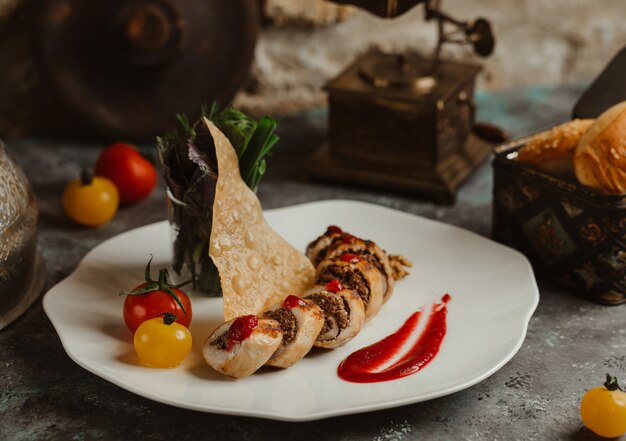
[0,140,45,330]
[167,189,221,296]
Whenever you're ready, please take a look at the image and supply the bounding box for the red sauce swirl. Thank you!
[337,295,451,383]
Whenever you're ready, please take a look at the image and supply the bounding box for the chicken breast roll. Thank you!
[203,316,283,379]
[316,254,385,320]
[322,235,395,303]
[263,295,324,368]
[304,281,365,349]
[305,225,344,266]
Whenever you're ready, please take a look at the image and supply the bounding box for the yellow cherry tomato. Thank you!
[134,313,192,368]
[62,170,119,226]
[580,374,626,438]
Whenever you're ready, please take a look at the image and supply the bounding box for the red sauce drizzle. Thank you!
[337,294,451,383]
[341,253,361,264]
[282,294,305,309]
[326,225,343,235]
[325,279,344,293]
[226,315,258,351]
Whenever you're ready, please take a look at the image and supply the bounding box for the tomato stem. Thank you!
[80,169,94,186]
[604,373,623,392]
[119,255,192,315]
[162,312,178,325]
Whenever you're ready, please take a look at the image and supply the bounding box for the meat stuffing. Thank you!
[307,291,350,332]
[317,263,371,306]
[304,285,366,349]
[315,256,386,320]
[320,236,399,303]
[263,307,297,344]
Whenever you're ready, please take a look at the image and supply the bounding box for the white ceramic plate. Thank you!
[43,200,539,422]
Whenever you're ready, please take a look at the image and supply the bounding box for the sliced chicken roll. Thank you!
[304,281,365,349]
[323,235,395,303]
[203,316,283,379]
[305,225,344,266]
[263,295,324,368]
[316,254,385,320]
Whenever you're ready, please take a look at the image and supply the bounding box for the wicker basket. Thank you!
[492,134,626,305]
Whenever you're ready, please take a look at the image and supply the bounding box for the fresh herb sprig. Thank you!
[204,102,278,190]
[156,104,279,295]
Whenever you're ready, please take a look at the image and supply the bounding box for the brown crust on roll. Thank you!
[517,119,594,176]
[574,102,626,194]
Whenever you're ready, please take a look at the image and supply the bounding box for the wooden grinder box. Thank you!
[306,51,492,203]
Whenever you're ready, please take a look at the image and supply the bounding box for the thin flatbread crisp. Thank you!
[205,118,315,321]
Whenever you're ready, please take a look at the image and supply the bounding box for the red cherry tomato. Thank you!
[121,257,192,333]
[123,285,192,334]
[95,142,157,204]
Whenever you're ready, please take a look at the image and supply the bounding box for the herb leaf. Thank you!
[239,116,278,186]
[156,103,279,295]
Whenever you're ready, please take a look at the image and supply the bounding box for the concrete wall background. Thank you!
[235,0,626,113]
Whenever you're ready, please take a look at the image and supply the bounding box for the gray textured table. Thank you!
[2,85,625,440]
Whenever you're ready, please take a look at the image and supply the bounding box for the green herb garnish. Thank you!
[157,104,279,295]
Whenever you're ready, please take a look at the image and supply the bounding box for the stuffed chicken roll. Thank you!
[262,295,324,368]
[203,316,283,379]
[322,235,395,303]
[304,281,365,349]
[305,225,344,266]
[316,254,385,320]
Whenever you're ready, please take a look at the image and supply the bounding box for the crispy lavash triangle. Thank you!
[204,118,315,321]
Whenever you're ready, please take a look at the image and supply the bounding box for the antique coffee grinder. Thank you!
[307,0,496,202]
